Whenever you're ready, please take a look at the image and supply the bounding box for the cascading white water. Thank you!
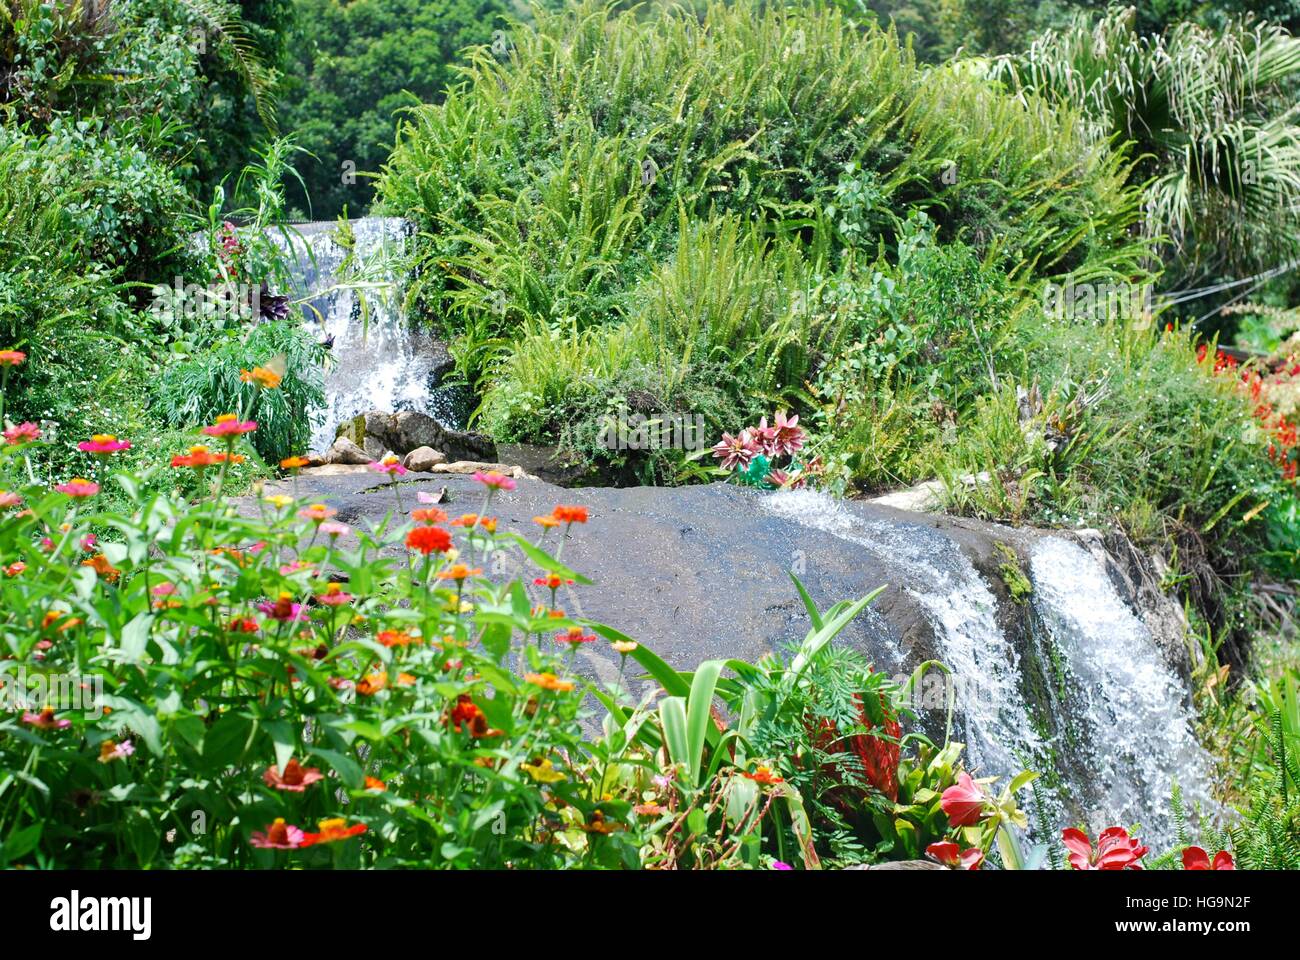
[278,218,463,451]
[763,489,1044,781]
[764,489,1212,853]
[1028,537,1211,847]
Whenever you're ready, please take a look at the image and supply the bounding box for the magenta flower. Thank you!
[472,470,516,491]
[22,707,71,730]
[3,422,40,445]
[749,418,779,456]
[771,861,794,871]
[55,478,99,498]
[711,431,760,471]
[78,434,132,455]
[315,584,353,606]
[257,593,310,622]
[263,759,325,792]
[925,841,985,870]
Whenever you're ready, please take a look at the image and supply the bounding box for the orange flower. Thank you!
[741,765,784,785]
[356,672,388,696]
[410,507,447,524]
[300,818,367,847]
[377,629,422,648]
[581,810,621,834]
[436,563,481,581]
[524,672,575,692]
[532,514,562,529]
[406,525,452,554]
[279,455,310,470]
[364,776,386,791]
[450,513,496,533]
[551,505,588,524]
[171,444,218,469]
[298,503,337,523]
[448,694,503,738]
[81,553,120,582]
[0,349,26,366]
[241,366,283,389]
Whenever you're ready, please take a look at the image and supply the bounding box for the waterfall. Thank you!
[1028,536,1211,847]
[278,217,465,452]
[762,489,1211,853]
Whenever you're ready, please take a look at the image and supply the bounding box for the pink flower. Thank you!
[749,418,779,456]
[319,520,350,538]
[263,758,325,792]
[940,772,988,827]
[98,739,135,763]
[80,534,97,552]
[1182,846,1235,870]
[925,840,984,870]
[711,431,760,471]
[202,414,257,438]
[78,434,132,455]
[1061,827,1149,870]
[316,583,353,606]
[4,422,40,445]
[55,478,99,498]
[472,470,516,491]
[250,819,306,849]
[0,491,22,510]
[369,455,407,477]
[257,593,309,622]
[771,861,793,870]
[770,411,805,456]
[21,706,71,730]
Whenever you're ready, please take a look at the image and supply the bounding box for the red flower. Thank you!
[551,505,588,524]
[711,431,760,471]
[263,759,325,792]
[406,525,452,554]
[1183,846,1235,870]
[741,765,784,785]
[940,772,988,827]
[1061,826,1148,870]
[300,818,367,847]
[555,626,597,645]
[448,695,502,737]
[0,349,26,366]
[925,841,984,870]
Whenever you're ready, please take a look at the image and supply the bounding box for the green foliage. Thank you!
[280,0,511,217]
[152,320,328,464]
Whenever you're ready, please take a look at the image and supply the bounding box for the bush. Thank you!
[152,319,329,465]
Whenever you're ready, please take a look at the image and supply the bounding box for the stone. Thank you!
[429,460,537,480]
[362,435,387,461]
[360,409,498,462]
[326,436,370,465]
[403,446,446,472]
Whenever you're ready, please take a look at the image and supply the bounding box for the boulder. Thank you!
[403,446,446,472]
[326,437,370,465]
[360,409,497,462]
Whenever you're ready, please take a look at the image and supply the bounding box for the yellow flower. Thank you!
[264,494,294,508]
[521,758,566,783]
[612,640,638,654]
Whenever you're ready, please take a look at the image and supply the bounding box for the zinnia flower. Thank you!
[316,583,353,606]
[925,840,984,870]
[1182,846,1235,870]
[472,470,516,491]
[940,772,988,827]
[364,776,386,791]
[298,503,337,523]
[171,445,218,468]
[0,349,26,365]
[203,414,257,437]
[21,706,70,730]
[555,626,597,645]
[741,766,784,785]
[3,421,39,445]
[1061,826,1148,870]
[78,434,131,455]
[369,455,407,476]
[450,513,497,532]
[411,507,448,524]
[55,478,99,498]
[300,818,367,847]
[0,491,21,509]
[524,672,575,692]
[258,592,309,622]
[241,366,283,389]
[521,758,566,783]
[551,505,588,524]
[711,431,760,471]
[436,563,482,581]
[98,739,135,763]
[533,514,562,529]
[612,640,638,654]
[279,455,310,470]
[377,629,421,648]
[264,759,325,792]
[406,525,452,554]
[319,521,350,539]
[251,819,306,849]
[4,561,26,577]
